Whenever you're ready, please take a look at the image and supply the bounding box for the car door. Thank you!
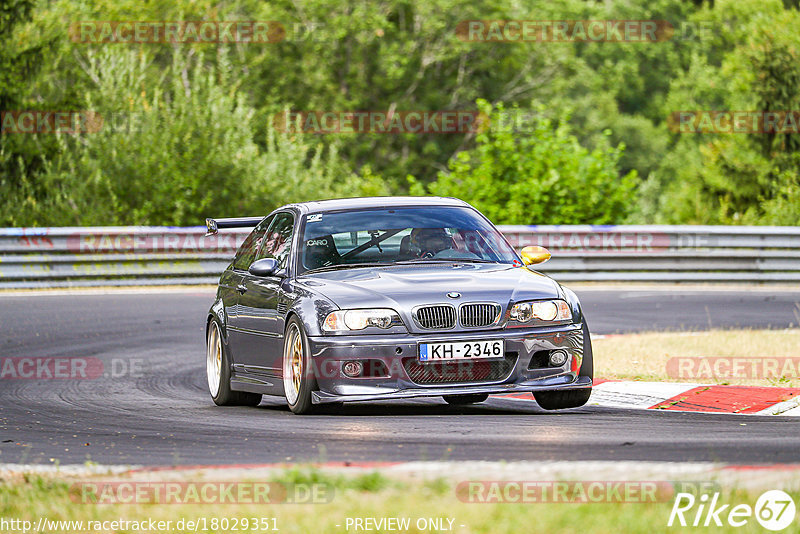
[232,211,296,378]
[225,215,272,365]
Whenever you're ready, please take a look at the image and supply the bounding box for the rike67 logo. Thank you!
[668,490,796,531]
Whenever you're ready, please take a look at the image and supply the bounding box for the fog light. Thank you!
[342,361,363,378]
[548,350,568,367]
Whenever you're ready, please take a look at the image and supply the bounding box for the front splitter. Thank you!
[311,375,592,404]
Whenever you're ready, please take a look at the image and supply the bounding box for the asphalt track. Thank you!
[0,287,798,466]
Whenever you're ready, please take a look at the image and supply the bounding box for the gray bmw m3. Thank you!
[205,197,592,414]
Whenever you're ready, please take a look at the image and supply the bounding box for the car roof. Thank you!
[284,196,471,214]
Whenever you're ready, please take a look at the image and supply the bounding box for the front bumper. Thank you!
[312,375,592,404]
[307,323,590,404]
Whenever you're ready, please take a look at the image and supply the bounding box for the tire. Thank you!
[534,321,593,410]
[283,317,318,415]
[206,319,262,407]
[443,393,490,405]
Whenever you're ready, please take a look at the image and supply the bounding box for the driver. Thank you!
[409,228,453,258]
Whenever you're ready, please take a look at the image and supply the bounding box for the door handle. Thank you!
[236,284,248,294]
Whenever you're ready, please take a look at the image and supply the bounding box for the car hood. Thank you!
[296,263,563,328]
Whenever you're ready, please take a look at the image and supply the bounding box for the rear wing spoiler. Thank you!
[205,217,263,236]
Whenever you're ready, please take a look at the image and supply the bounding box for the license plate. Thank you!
[419,340,504,362]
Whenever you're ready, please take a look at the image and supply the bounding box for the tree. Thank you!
[1,48,386,226]
[637,0,800,224]
[415,101,636,225]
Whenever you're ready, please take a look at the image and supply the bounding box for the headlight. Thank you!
[322,309,402,331]
[509,299,572,323]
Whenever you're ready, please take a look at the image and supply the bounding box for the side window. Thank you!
[232,216,272,271]
[258,212,295,270]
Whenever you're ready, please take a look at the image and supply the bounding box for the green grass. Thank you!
[594,328,800,386]
[1,470,797,533]
[271,466,398,492]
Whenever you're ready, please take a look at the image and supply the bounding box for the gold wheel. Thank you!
[291,333,302,394]
[283,323,303,405]
[206,322,222,397]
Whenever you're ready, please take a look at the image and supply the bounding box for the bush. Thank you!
[415,100,636,225]
[1,49,386,226]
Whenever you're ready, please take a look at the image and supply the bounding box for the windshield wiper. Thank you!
[304,258,501,274]
[395,258,499,264]
[302,262,391,274]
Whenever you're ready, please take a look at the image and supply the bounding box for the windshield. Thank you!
[298,206,520,273]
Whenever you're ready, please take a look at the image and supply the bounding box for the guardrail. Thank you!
[502,225,800,282]
[1,225,799,288]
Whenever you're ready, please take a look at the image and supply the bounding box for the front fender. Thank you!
[285,282,339,337]
[561,285,585,325]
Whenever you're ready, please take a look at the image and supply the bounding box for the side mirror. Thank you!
[249,258,280,277]
[520,246,551,266]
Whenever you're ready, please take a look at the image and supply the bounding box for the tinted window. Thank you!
[258,212,294,270]
[300,206,519,273]
[232,216,271,271]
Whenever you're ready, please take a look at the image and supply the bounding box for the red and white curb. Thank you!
[498,380,800,415]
